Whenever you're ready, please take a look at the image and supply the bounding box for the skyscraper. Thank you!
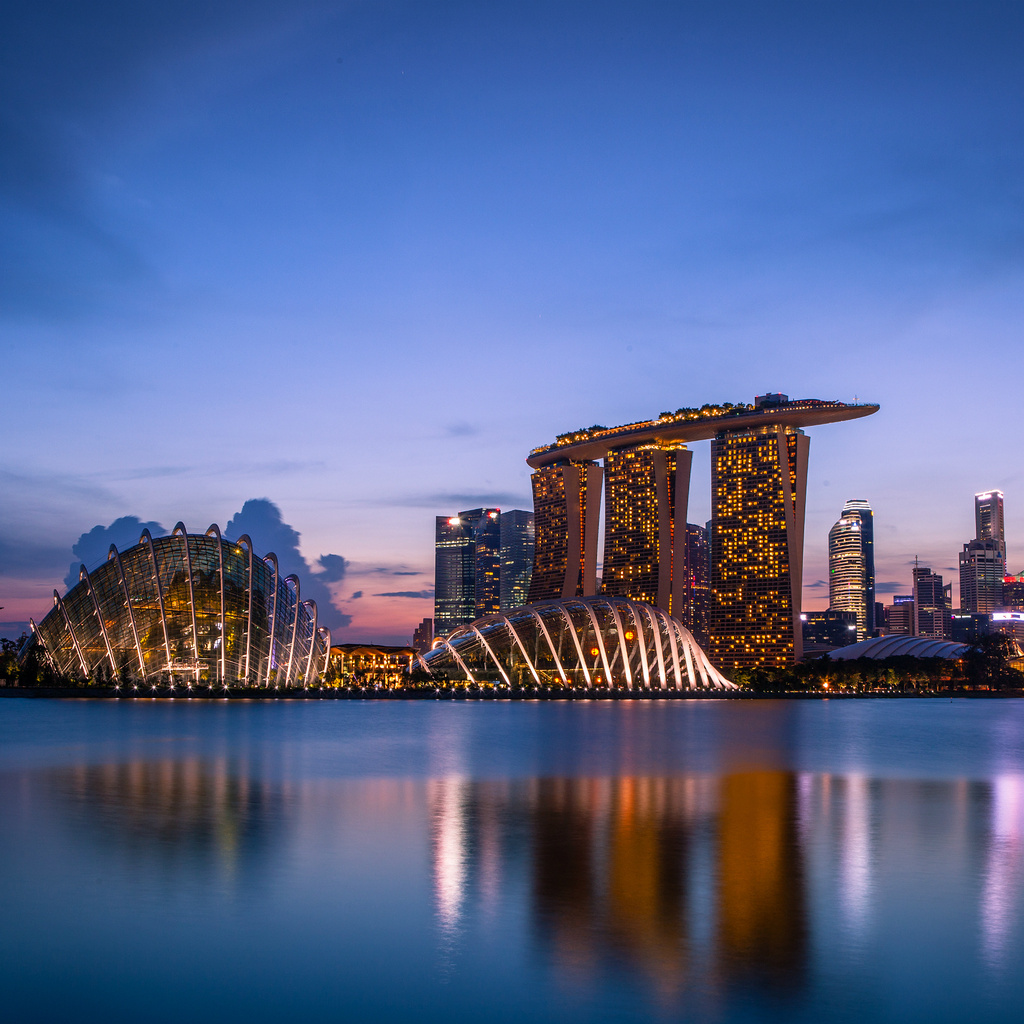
[499,509,534,610]
[708,422,809,669]
[959,540,1004,613]
[683,523,710,646]
[828,499,875,640]
[912,565,950,639]
[959,490,1007,613]
[525,395,878,669]
[527,461,602,602]
[975,490,1006,565]
[434,508,500,636]
[601,443,692,612]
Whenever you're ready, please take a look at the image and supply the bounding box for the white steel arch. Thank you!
[417,597,735,690]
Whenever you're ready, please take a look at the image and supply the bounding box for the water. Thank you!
[1,698,1022,1024]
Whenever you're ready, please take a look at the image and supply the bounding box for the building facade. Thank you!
[682,523,710,646]
[525,395,877,671]
[828,500,875,640]
[885,596,914,636]
[1003,573,1024,611]
[499,510,535,610]
[527,461,602,602]
[708,423,809,670]
[434,508,500,636]
[601,443,692,613]
[959,539,1005,613]
[913,565,950,640]
[975,490,1006,565]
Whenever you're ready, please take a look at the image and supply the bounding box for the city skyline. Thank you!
[4,2,1024,645]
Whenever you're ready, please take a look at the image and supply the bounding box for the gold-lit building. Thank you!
[526,396,876,669]
[527,460,602,602]
[328,644,416,686]
[602,444,692,612]
[709,425,809,669]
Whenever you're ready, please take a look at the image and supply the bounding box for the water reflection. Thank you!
[429,769,1024,1009]
[429,771,807,1003]
[46,757,285,880]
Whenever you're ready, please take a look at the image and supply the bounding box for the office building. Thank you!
[802,609,858,651]
[412,617,433,653]
[1003,573,1024,611]
[975,490,1006,565]
[913,565,950,640]
[434,508,500,636]
[682,523,710,645]
[499,510,534,610]
[959,539,1004,613]
[525,394,878,669]
[828,499,875,640]
[885,596,914,636]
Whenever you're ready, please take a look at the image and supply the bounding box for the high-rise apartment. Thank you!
[499,510,535,610]
[601,443,692,612]
[912,565,950,639]
[708,420,810,669]
[828,499,875,640]
[434,508,500,636]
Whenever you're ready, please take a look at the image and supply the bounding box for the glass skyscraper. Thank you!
[828,499,875,640]
[434,508,500,636]
[960,490,1006,613]
[499,510,535,610]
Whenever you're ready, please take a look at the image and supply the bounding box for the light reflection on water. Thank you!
[0,699,1023,1024]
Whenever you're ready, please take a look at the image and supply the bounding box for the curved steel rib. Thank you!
[108,545,146,677]
[141,530,173,677]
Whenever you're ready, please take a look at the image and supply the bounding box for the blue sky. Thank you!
[3,1,1023,642]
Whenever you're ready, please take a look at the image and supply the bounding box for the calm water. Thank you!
[1,698,1023,1024]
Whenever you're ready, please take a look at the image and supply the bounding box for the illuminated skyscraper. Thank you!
[959,540,1004,613]
[601,444,692,612]
[526,395,877,668]
[499,509,535,610]
[975,490,1006,565]
[960,490,1007,613]
[828,499,875,640]
[683,523,710,646]
[527,461,602,602]
[708,423,809,669]
[434,508,500,636]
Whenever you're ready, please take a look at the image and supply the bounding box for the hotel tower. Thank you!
[526,394,878,669]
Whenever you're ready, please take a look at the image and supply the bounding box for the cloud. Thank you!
[350,591,363,600]
[220,498,352,629]
[315,553,348,583]
[445,422,479,437]
[876,581,908,593]
[373,591,434,599]
[805,579,828,589]
[65,515,166,589]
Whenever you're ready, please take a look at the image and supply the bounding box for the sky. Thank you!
[2,0,1023,644]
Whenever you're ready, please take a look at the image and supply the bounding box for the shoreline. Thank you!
[1,686,1022,701]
